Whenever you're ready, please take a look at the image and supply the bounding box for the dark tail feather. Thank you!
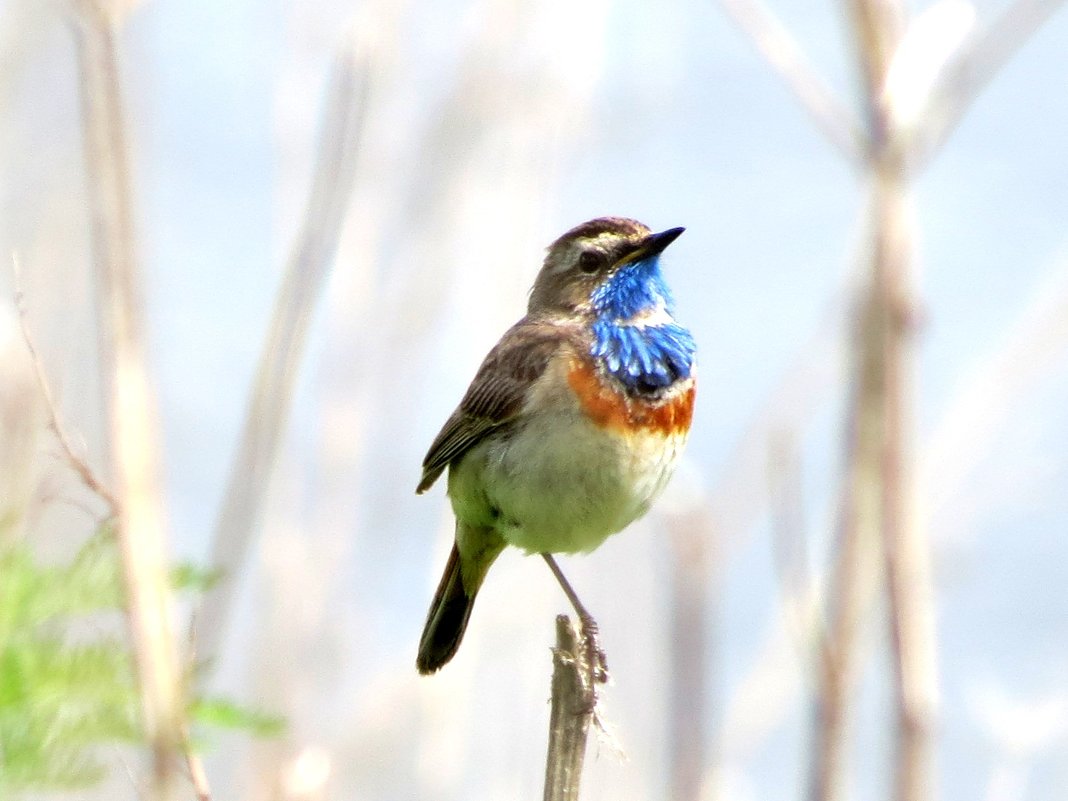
[417,544,476,674]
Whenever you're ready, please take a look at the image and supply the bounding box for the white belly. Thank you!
[447,402,687,554]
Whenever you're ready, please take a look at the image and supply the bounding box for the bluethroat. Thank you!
[416,217,696,674]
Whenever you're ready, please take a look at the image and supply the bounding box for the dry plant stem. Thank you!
[924,263,1068,517]
[809,306,887,801]
[846,0,905,115]
[810,164,908,801]
[543,615,595,801]
[183,729,211,801]
[706,309,844,561]
[716,0,1061,788]
[668,514,712,801]
[12,255,118,516]
[768,432,812,629]
[718,0,865,161]
[917,0,1067,165]
[810,175,921,801]
[850,1,935,798]
[72,4,183,800]
[182,620,212,801]
[810,3,938,800]
[848,0,937,796]
[872,171,933,801]
[197,37,371,664]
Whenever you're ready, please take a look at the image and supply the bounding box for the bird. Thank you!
[415,216,696,675]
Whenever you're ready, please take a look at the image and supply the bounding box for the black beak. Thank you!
[639,226,685,259]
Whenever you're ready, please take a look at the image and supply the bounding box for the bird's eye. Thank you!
[578,250,604,273]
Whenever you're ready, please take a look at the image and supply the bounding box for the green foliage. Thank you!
[191,697,285,738]
[170,562,224,593]
[0,530,135,791]
[0,529,283,794]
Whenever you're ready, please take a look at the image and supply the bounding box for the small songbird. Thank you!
[416,217,696,674]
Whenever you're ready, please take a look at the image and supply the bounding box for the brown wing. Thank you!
[416,317,570,493]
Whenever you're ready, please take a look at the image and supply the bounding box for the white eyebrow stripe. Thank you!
[548,234,617,275]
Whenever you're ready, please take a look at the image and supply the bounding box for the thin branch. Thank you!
[182,618,212,801]
[194,30,373,666]
[11,253,119,515]
[879,0,975,163]
[924,259,1068,525]
[767,430,842,734]
[768,431,814,642]
[914,0,1066,166]
[667,509,714,801]
[71,4,183,800]
[719,496,880,771]
[808,285,889,801]
[706,304,845,560]
[543,615,595,801]
[710,256,1068,769]
[809,178,922,801]
[868,173,933,801]
[718,0,867,162]
[832,4,936,800]
[846,0,907,110]
[183,733,212,801]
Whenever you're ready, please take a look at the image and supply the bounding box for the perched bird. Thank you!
[416,217,696,675]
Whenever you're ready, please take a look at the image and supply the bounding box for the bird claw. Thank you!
[577,613,609,714]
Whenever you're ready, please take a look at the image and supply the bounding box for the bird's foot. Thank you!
[541,553,609,712]
[576,612,609,717]
[577,612,609,688]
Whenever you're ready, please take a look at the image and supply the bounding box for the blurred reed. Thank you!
[711,3,1064,801]
[71,2,183,798]
[195,22,373,670]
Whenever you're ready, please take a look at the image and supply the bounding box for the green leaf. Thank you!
[0,529,281,793]
[189,697,285,737]
[170,562,224,593]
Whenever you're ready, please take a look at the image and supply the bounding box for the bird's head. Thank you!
[528,217,685,321]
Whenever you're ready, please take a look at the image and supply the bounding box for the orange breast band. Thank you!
[567,358,694,435]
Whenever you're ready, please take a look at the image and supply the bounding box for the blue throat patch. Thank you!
[589,257,696,391]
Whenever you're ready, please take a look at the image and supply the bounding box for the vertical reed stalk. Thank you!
[72,4,183,798]
[668,514,712,801]
[196,34,371,665]
[543,615,595,801]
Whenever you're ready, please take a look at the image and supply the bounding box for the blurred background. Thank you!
[1,0,1067,799]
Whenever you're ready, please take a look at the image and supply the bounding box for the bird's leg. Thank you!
[541,553,609,692]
